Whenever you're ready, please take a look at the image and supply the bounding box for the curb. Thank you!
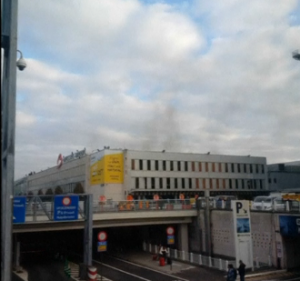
[245,269,286,278]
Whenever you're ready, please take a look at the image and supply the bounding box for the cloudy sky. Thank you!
[14,0,300,179]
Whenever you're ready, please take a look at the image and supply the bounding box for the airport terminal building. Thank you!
[15,148,268,201]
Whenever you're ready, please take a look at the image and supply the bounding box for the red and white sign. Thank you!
[166,226,174,235]
[98,231,107,241]
[57,153,63,169]
[62,197,71,206]
[99,195,106,202]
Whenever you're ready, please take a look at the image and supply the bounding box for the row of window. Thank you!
[131,159,265,174]
[134,177,264,190]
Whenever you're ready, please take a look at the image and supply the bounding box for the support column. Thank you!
[1,1,19,281]
[13,235,22,272]
[204,196,212,256]
[80,194,93,279]
[178,224,189,252]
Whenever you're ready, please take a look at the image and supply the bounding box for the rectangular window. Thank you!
[216,179,219,189]
[203,179,206,189]
[167,178,170,189]
[196,178,199,189]
[192,162,195,172]
[229,179,232,189]
[144,178,147,189]
[151,178,155,189]
[237,164,241,173]
[155,160,159,171]
[170,161,174,171]
[219,163,222,173]
[159,178,163,189]
[147,160,151,170]
[182,178,185,189]
[235,179,239,189]
[185,161,188,171]
[205,162,209,172]
[189,178,192,189]
[212,163,215,172]
[131,159,135,170]
[231,163,234,173]
[175,178,178,189]
[178,161,181,171]
[253,180,257,189]
[199,162,202,172]
[256,164,259,173]
[223,179,226,189]
[260,179,263,189]
[209,179,213,189]
[135,178,139,189]
[163,161,166,171]
[261,165,265,174]
[225,163,228,173]
[139,160,143,170]
[250,164,253,173]
[242,179,245,189]
[244,164,247,173]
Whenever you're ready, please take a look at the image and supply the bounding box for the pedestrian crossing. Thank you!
[69,261,112,281]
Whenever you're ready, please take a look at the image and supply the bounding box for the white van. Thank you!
[251,195,285,211]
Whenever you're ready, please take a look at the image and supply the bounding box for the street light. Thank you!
[292,49,300,61]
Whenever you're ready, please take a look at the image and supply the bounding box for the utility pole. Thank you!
[1,1,19,280]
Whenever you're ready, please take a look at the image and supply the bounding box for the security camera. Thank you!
[16,58,27,71]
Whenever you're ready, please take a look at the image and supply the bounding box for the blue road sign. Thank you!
[54,195,79,221]
[97,241,107,252]
[13,197,26,223]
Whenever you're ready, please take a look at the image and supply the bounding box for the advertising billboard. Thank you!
[279,215,300,237]
[90,151,123,185]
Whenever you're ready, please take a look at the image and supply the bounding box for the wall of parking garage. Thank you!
[189,210,300,269]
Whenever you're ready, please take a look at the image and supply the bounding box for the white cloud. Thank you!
[13,0,300,178]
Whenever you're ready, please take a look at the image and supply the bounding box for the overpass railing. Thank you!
[143,242,235,272]
[15,195,300,223]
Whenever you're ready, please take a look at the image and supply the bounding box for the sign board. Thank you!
[13,197,26,223]
[54,195,79,221]
[166,227,174,235]
[167,235,175,245]
[232,200,253,269]
[279,215,300,237]
[167,227,175,245]
[98,231,107,241]
[97,241,107,252]
[97,231,107,252]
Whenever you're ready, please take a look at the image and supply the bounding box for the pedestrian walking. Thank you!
[238,260,246,281]
[227,264,237,281]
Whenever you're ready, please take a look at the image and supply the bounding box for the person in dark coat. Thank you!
[238,260,246,281]
[227,264,237,281]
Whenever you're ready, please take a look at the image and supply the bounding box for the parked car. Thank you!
[251,195,285,211]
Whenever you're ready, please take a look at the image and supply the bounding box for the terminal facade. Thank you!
[15,148,268,201]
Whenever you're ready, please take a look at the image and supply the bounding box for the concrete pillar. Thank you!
[178,224,189,252]
[13,236,22,272]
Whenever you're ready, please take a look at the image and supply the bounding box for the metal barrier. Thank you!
[14,195,300,224]
[143,242,235,272]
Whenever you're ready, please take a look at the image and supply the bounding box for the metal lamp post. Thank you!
[1,0,19,280]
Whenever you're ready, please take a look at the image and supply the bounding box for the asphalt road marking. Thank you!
[110,256,190,281]
[93,259,151,281]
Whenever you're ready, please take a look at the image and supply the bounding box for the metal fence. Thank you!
[143,242,235,272]
[15,195,299,223]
